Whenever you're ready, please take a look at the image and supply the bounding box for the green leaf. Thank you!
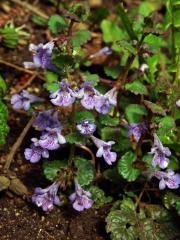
[0,100,9,145]
[0,26,19,48]
[117,151,140,182]
[44,71,59,92]
[99,115,119,127]
[145,55,159,84]
[125,81,148,95]
[139,2,157,17]
[100,19,124,43]
[75,157,95,186]
[144,34,165,52]
[48,15,67,35]
[0,75,7,96]
[43,159,68,181]
[88,186,112,209]
[72,29,91,48]
[75,111,95,122]
[143,100,166,116]
[106,199,180,240]
[65,132,86,145]
[101,127,121,142]
[163,192,180,210]
[125,104,148,124]
[81,71,99,86]
[115,40,136,55]
[116,4,137,41]
[31,15,47,26]
[104,65,121,79]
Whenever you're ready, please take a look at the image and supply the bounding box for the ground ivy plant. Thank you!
[7,1,180,239]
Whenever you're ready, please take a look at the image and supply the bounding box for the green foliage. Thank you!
[125,81,148,95]
[117,151,140,182]
[43,160,68,181]
[99,115,119,127]
[31,15,47,26]
[75,157,95,186]
[116,4,137,41]
[0,26,19,48]
[143,100,166,116]
[88,186,112,209]
[75,111,95,122]
[72,29,91,48]
[0,75,7,96]
[125,104,148,123]
[81,71,99,86]
[44,71,59,92]
[0,100,9,145]
[48,15,68,35]
[65,132,86,145]
[104,66,121,79]
[100,19,124,43]
[145,55,159,83]
[106,198,180,240]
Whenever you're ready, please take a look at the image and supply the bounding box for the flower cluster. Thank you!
[24,110,66,163]
[146,133,180,190]
[49,81,117,115]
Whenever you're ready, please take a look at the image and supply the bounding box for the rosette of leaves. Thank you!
[106,198,180,240]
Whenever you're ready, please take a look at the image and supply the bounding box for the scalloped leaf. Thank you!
[143,100,166,116]
[125,104,148,124]
[88,186,112,209]
[72,29,91,48]
[43,160,67,181]
[125,81,148,95]
[65,132,86,144]
[117,151,140,182]
[99,115,119,127]
[0,100,9,145]
[75,157,95,186]
[48,15,68,35]
[75,110,95,122]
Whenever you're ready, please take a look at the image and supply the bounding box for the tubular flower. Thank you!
[38,128,66,150]
[91,136,117,165]
[127,122,147,143]
[24,138,49,163]
[50,82,75,107]
[32,182,60,212]
[76,120,96,135]
[89,46,112,58]
[149,134,171,169]
[24,41,56,71]
[69,181,93,211]
[33,110,61,131]
[154,169,180,190]
[11,90,43,111]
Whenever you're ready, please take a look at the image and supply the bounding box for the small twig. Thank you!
[135,181,148,209]
[4,116,35,170]
[11,72,38,94]
[76,144,96,168]
[10,0,48,19]
[0,59,44,80]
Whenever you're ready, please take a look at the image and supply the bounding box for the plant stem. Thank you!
[135,181,148,209]
[68,103,76,167]
[4,116,35,170]
[170,0,176,65]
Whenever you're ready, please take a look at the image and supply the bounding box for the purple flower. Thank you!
[77,83,100,110]
[89,47,112,58]
[154,169,180,190]
[50,82,75,107]
[38,128,66,150]
[77,120,96,135]
[149,134,171,169]
[94,87,117,114]
[24,138,49,163]
[11,90,43,111]
[69,181,93,211]
[127,122,147,143]
[33,110,61,131]
[32,182,60,212]
[91,136,117,165]
[24,41,56,71]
